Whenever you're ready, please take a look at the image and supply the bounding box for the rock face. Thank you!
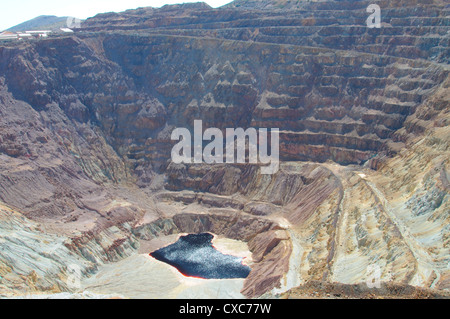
[0,202,138,295]
[242,229,292,298]
[282,280,450,299]
[0,0,449,298]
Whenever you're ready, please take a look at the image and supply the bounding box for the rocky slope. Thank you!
[0,0,448,298]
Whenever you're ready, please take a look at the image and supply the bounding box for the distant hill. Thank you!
[7,15,70,32]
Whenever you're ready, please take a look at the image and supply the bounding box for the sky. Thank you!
[0,0,233,31]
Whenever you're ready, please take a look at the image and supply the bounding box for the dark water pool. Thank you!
[149,233,251,279]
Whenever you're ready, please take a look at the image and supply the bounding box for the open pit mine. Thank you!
[0,0,449,299]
